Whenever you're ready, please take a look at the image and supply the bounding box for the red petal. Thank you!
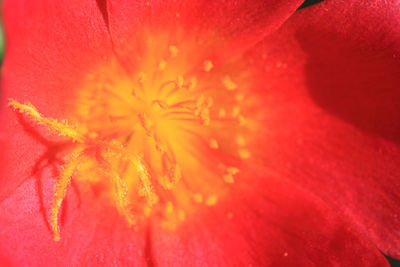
[0,0,113,199]
[105,0,303,70]
[244,0,400,258]
[0,177,146,266]
[150,175,389,266]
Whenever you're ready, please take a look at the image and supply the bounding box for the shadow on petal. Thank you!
[299,30,400,144]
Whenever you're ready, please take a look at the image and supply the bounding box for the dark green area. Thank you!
[388,256,400,267]
[298,0,324,9]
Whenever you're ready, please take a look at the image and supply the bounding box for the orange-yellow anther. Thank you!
[209,138,219,149]
[169,45,178,57]
[8,99,82,142]
[133,156,158,206]
[159,164,182,189]
[238,148,250,159]
[177,75,184,89]
[223,167,239,184]
[193,193,203,203]
[205,195,218,206]
[204,60,213,72]
[218,109,227,118]
[222,75,238,91]
[186,77,197,91]
[193,95,212,125]
[51,149,82,241]
[158,60,167,71]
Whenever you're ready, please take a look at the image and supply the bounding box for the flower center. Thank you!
[10,32,261,240]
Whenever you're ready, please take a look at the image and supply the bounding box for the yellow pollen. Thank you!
[227,167,239,175]
[238,148,251,159]
[166,201,174,214]
[223,167,239,184]
[205,195,218,206]
[9,32,260,239]
[8,99,82,142]
[133,156,158,206]
[204,60,213,72]
[51,149,82,241]
[8,100,140,240]
[223,174,234,184]
[193,193,204,203]
[177,75,184,89]
[187,77,197,91]
[209,138,219,149]
[232,106,241,117]
[235,135,246,146]
[235,93,244,101]
[158,60,167,71]
[178,210,185,221]
[222,75,238,91]
[218,108,227,118]
[169,45,178,57]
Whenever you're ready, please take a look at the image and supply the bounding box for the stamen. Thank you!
[132,156,158,206]
[158,163,182,189]
[138,113,153,136]
[51,149,82,241]
[8,99,83,142]
[104,149,136,225]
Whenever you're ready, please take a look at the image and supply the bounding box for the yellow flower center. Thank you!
[10,32,261,241]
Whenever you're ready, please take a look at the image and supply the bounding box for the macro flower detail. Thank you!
[1,0,400,266]
[7,38,260,241]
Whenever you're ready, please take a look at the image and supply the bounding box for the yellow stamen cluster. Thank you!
[10,37,259,239]
[9,100,140,241]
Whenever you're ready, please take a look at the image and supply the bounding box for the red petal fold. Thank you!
[244,0,400,258]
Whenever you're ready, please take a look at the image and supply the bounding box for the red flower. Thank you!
[1,0,399,266]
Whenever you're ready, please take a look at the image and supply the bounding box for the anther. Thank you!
[204,60,213,72]
[158,60,167,71]
[209,139,219,149]
[222,75,238,91]
[205,195,218,206]
[169,45,178,57]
